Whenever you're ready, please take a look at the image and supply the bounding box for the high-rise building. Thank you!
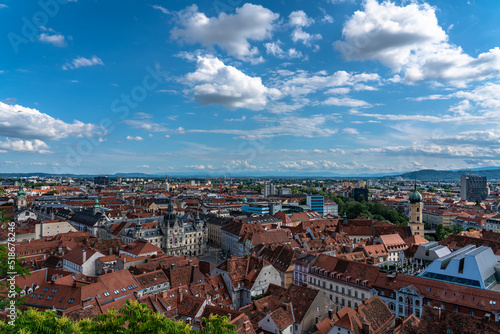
[306,195,324,215]
[461,174,488,202]
[94,176,110,186]
[264,184,276,197]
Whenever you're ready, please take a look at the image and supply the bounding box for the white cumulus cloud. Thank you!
[171,4,278,63]
[335,0,500,85]
[0,138,51,153]
[63,56,104,70]
[0,101,98,140]
[184,56,280,110]
[126,136,144,141]
[38,33,67,47]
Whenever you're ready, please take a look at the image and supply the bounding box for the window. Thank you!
[60,297,65,302]
[104,292,110,297]
[47,296,53,300]
[52,288,58,293]
[38,294,44,299]
[43,287,49,292]
[31,294,37,298]
[399,305,403,314]
[470,310,476,316]
[68,298,75,304]
[121,288,126,292]
[454,306,460,313]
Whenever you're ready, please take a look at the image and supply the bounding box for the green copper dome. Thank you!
[409,189,422,204]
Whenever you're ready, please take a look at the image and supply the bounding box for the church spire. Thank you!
[93,198,101,215]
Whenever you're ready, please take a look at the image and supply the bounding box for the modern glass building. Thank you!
[306,195,324,215]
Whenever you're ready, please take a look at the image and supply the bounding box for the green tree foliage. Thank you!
[0,300,236,333]
[1,210,13,222]
[424,235,436,242]
[451,222,464,235]
[435,224,453,241]
[293,188,408,226]
[332,195,408,226]
[0,244,32,309]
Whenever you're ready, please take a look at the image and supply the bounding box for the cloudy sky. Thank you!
[1,0,500,176]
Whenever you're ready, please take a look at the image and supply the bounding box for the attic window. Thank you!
[52,288,58,293]
[38,294,44,299]
[104,292,110,297]
[68,298,75,304]
[60,297,65,302]
[31,294,37,298]
[121,288,126,292]
[43,287,49,292]
[47,296,53,300]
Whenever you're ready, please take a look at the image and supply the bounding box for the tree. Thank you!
[0,244,32,309]
[200,314,236,334]
[451,222,464,235]
[424,235,435,242]
[435,224,452,241]
[0,300,237,333]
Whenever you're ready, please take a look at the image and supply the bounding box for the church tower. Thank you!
[93,198,101,216]
[133,218,144,239]
[16,183,27,210]
[408,182,425,237]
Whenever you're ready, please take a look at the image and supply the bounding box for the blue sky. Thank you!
[1,0,500,176]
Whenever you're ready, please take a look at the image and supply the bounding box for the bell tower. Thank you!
[16,183,27,210]
[408,181,425,237]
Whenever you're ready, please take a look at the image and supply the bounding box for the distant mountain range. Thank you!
[383,168,500,181]
[1,168,500,181]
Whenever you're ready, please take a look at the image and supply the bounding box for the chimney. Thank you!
[82,249,86,263]
[171,263,176,269]
[361,322,370,334]
[227,313,232,321]
[328,309,334,320]
[72,282,77,289]
[123,257,127,263]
